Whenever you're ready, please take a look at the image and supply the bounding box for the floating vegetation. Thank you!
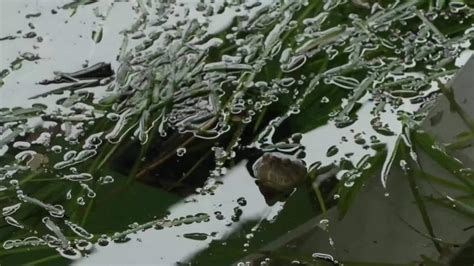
[1,0,474,264]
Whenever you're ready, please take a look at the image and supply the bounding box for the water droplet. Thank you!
[326,145,339,157]
[77,197,85,206]
[312,252,337,263]
[176,147,187,157]
[12,141,31,149]
[5,216,24,229]
[2,203,21,216]
[237,197,247,206]
[63,173,93,182]
[99,175,114,185]
[51,145,63,153]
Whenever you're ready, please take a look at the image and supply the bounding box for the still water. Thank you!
[1,0,473,265]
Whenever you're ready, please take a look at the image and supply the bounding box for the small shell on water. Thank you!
[252,152,307,192]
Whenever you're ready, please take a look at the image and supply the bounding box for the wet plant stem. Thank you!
[24,254,61,266]
[166,150,212,191]
[135,135,195,178]
[438,82,474,132]
[400,141,442,253]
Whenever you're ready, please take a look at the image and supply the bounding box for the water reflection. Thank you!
[1,0,474,264]
[79,161,284,264]
[0,0,136,108]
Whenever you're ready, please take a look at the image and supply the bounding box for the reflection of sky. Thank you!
[0,0,136,109]
[79,162,283,265]
[2,0,474,264]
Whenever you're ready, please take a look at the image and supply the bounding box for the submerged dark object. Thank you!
[31,62,114,99]
[29,78,113,99]
[39,62,114,85]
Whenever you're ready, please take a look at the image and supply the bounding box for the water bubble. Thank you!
[77,197,85,206]
[237,197,247,206]
[99,175,114,185]
[282,55,307,72]
[80,183,96,198]
[98,235,110,246]
[176,147,187,157]
[66,190,72,200]
[312,252,337,263]
[74,239,92,251]
[3,239,20,250]
[214,211,224,220]
[319,219,329,230]
[344,180,355,187]
[2,203,21,216]
[12,141,31,149]
[279,77,296,87]
[128,222,140,229]
[5,216,24,229]
[63,173,93,182]
[354,133,366,145]
[51,145,63,153]
[58,248,82,260]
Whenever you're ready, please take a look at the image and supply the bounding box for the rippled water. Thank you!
[1,0,474,265]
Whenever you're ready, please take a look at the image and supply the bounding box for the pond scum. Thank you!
[0,0,474,264]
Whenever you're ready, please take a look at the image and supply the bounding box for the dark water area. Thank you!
[0,0,473,265]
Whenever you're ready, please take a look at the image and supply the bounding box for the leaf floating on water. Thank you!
[281,54,307,73]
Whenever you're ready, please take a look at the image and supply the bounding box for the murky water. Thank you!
[1,0,474,265]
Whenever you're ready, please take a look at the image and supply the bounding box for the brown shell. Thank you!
[253,152,307,192]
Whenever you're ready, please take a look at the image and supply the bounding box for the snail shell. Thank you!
[252,152,307,192]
